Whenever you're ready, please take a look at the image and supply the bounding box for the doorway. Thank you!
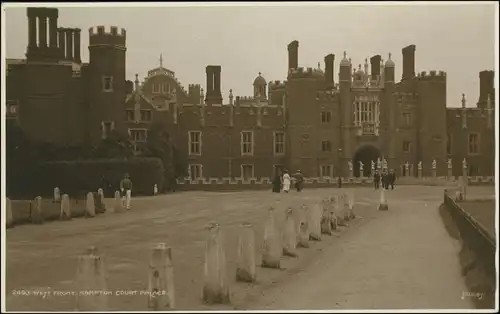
[353,144,381,177]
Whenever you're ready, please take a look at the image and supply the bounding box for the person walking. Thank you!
[272,170,282,193]
[294,170,304,192]
[381,171,389,190]
[120,173,133,210]
[389,169,396,190]
[282,170,291,193]
[374,171,380,190]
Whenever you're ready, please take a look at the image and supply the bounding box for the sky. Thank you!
[3,2,497,108]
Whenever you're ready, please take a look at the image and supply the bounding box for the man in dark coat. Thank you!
[294,170,304,192]
[272,171,282,193]
[381,171,389,190]
[374,171,380,190]
[337,176,342,188]
[389,169,396,190]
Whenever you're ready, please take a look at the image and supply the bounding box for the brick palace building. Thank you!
[6,7,496,183]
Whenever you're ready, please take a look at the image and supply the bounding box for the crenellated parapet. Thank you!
[417,70,447,81]
[288,67,324,79]
[268,80,287,90]
[88,26,126,47]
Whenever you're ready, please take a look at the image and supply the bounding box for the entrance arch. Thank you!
[353,144,381,177]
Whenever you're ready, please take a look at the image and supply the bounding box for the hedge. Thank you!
[11,158,164,199]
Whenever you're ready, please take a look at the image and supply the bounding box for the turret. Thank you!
[253,72,267,99]
[229,89,234,127]
[384,53,395,83]
[339,51,353,165]
[339,51,351,83]
[461,93,467,129]
[87,25,127,144]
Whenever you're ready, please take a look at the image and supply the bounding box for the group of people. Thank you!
[99,173,134,210]
[373,169,396,190]
[272,169,304,193]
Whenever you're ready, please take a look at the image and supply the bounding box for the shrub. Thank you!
[22,157,164,199]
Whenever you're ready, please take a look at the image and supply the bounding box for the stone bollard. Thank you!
[378,188,389,211]
[54,187,61,203]
[321,210,333,235]
[262,208,282,268]
[236,223,256,283]
[75,247,108,311]
[31,196,44,224]
[308,202,322,241]
[334,196,346,227]
[153,184,158,196]
[297,204,310,248]
[97,188,106,214]
[113,190,124,213]
[202,223,230,304]
[6,197,13,228]
[283,208,298,257]
[86,192,96,218]
[329,196,338,231]
[148,243,175,310]
[348,192,356,219]
[342,194,350,222]
[60,194,72,220]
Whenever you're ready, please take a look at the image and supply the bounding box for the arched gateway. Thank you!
[353,144,381,177]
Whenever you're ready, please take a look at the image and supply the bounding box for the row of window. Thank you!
[187,164,335,181]
[125,109,152,122]
[151,83,172,94]
[188,131,285,156]
[353,101,380,125]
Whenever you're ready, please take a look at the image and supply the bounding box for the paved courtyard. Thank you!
[5,185,495,311]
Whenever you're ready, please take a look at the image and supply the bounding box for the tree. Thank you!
[144,123,187,191]
[90,129,135,159]
[5,123,43,197]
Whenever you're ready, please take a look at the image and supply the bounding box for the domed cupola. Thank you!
[253,72,267,99]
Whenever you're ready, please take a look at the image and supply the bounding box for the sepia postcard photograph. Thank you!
[1,1,498,312]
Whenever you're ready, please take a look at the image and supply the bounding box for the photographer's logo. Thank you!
[461,291,485,300]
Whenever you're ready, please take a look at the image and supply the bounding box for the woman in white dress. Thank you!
[282,170,291,193]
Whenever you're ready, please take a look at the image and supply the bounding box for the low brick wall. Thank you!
[175,175,494,191]
[443,190,496,309]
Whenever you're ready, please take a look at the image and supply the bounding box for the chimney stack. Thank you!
[478,70,494,108]
[73,28,81,63]
[402,45,416,81]
[370,55,381,80]
[324,54,335,86]
[288,40,299,72]
[205,66,214,99]
[65,29,74,61]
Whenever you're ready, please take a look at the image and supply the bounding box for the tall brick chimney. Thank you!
[205,65,222,104]
[370,55,381,80]
[288,40,299,72]
[402,44,416,81]
[478,70,495,108]
[73,28,81,63]
[205,66,214,99]
[324,54,335,85]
